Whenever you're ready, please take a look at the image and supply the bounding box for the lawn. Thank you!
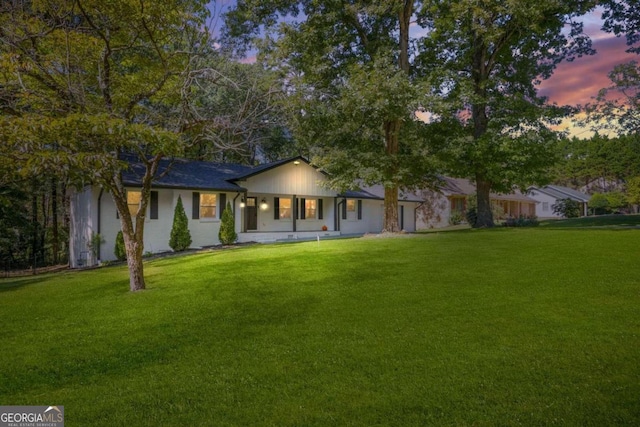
[539,213,640,228]
[1,227,639,426]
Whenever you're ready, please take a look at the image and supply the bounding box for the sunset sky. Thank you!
[213,4,637,138]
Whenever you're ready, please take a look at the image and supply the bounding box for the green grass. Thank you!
[1,228,639,426]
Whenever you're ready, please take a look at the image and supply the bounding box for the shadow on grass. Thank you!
[0,276,53,293]
[0,287,320,399]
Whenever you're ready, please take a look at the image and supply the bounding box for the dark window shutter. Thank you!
[342,201,347,220]
[400,205,404,229]
[318,199,323,220]
[274,197,280,220]
[357,200,362,220]
[219,193,227,219]
[150,191,158,219]
[192,192,200,219]
[300,198,306,220]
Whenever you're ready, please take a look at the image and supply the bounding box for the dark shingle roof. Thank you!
[122,157,250,191]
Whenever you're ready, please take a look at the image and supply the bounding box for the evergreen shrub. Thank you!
[169,195,192,252]
[218,202,237,245]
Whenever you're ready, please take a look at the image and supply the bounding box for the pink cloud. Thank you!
[538,35,636,107]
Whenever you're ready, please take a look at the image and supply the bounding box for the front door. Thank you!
[246,197,258,231]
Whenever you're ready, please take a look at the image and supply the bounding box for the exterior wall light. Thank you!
[240,196,245,208]
[260,198,268,210]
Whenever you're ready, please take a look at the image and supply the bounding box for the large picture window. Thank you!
[200,193,217,218]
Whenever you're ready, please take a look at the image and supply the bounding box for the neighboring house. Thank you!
[527,185,590,218]
[416,177,537,229]
[69,156,421,268]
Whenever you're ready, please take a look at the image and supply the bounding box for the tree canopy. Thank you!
[224,0,438,232]
[0,0,210,290]
[417,0,597,227]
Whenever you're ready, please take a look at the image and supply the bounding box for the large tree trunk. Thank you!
[383,119,401,233]
[113,191,147,291]
[471,32,495,228]
[123,225,145,292]
[379,2,413,234]
[475,173,494,228]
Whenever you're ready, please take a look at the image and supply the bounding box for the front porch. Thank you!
[238,230,341,243]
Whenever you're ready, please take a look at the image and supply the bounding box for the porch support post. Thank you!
[293,195,297,232]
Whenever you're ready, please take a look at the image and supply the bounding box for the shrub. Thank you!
[504,215,539,227]
[606,191,627,212]
[589,193,609,215]
[169,195,192,252]
[88,232,104,261]
[114,231,126,261]
[218,202,237,245]
[627,177,640,210]
[552,198,581,218]
[448,212,464,226]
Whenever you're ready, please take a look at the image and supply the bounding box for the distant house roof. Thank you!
[341,184,424,202]
[437,177,536,203]
[528,185,590,202]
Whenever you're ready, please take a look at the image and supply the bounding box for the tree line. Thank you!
[1,0,638,290]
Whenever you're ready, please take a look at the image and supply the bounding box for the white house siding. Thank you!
[528,190,561,219]
[238,162,336,197]
[340,200,417,234]
[415,190,450,229]
[242,194,336,233]
[93,188,241,264]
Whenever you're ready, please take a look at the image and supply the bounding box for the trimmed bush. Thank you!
[114,231,126,261]
[169,195,192,252]
[218,202,237,245]
[552,198,581,218]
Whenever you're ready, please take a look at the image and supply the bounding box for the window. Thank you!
[127,191,141,217]
[200,193,217,218]
[279,198,292,219]
[452,198,465,213]
[150,191,158,219]
[542,202,549,212]
[305,199,317,219]
[347,199,356,212]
